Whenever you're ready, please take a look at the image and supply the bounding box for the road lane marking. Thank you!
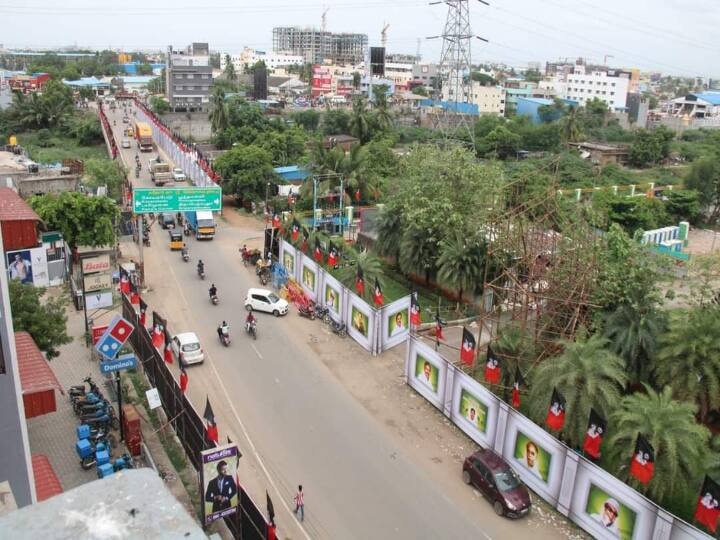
[251,343,263,359]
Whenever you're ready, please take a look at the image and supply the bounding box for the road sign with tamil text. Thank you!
[132,186,222,214]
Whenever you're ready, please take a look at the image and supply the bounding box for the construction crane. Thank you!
[322,7,329,34]
[381,22,390,48]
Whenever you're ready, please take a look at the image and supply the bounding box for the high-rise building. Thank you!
[165,42,214,112]
[551,63,630,112]
[272,27,367,65]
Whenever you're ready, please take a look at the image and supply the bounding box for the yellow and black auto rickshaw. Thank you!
[169,228,184,251]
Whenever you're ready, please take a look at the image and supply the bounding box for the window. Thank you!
[611,82,616,87]
[174,85,183,91]
[610,92,615,96]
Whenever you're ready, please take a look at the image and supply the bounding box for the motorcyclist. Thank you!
[181,244,189,258]
[245,311,256,331]
[240,244,248,257]
[209,283,217,299]
[217,320,229,340]
[197,259,204,275]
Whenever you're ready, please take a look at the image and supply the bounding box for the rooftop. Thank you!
[0,187,41,222]
[695,91,720,106]
[15,331,62,395]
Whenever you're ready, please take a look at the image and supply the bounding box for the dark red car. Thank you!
[462,448,531,518]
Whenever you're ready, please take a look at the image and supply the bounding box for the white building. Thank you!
[553,65,630,111]
[221,48,304,73]
[442,80,505,115]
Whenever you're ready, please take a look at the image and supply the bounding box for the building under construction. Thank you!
[272,27,367,65]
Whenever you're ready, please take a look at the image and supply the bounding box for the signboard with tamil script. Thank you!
[132,187,222,214]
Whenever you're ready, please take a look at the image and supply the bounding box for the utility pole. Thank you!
[381,23,390,49]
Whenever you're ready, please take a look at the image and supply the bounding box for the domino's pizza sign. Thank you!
[95,315,134,359]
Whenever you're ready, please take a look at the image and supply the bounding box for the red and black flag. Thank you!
[266,490,276,527]
[460,327,476,366]
[314,238,323,263]
[179,363,188,394]
[484,346,501,384]
[203,396,219,444]
[328,242,338,267]
[272,213,281,229]
[355,266,365,296]
[629,433,655,485]
[164,341,174,364]
[119,267,131,295]
[301,227,309,252]
[434,308,444,341]
[695,476,720,533]
[139,297,148,327]
[291,219,300,242]
[151,324,164,349]
[129,277,140,304]
[373,278,384,306]
[354,189,361,203]
[582,409,607,461]
[410,292,421,326]
[545,388,566,431]
[511,367,524,408]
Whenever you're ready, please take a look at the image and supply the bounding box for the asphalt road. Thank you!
[104,102,569,540]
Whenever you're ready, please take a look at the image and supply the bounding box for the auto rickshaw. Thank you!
[169,228,184,251]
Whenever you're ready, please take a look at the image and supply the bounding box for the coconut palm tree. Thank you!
[398,225,439,286]
[527,334,627,448]
[350,95,371,143]
[372,84,393,132]
[605,385,711,505]
[374,206,404,261]
[334,245,384,301]
[436,230,486,309]
[208,87,229,134]
[560,105,583,145]
[602,294,666,385]
[655,307,720,423]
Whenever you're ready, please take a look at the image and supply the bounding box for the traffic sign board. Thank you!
[100,353,137,374]
[132,186,222,214]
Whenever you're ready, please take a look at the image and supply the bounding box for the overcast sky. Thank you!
[2,0,718,78]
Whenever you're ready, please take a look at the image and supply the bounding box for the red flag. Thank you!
[545,388,566,431]
[301,228,309,252]
[328,242,338,267]
[483,347,501,384]
[695,476,720,533]
[373,278,384,306]
[629,434,655,484]
[151,324,164,348]
[314,238,323,263]
[460,327,476,366]
[291,220,300,242]
[139,298,147,326]
[164,342,173,364]
[511,367,524,408]
[354,189,361,202]
[410,292,421,326]
[582,409,606,460]
[179,365,188,394]
[130,291,140,305]
[355,266,365,296]
[434,310,444,341]
[120,274,130,294]
[203,397,219,444]
[272,214,281,229]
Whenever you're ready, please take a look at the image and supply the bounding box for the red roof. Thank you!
[0,187,41,222]
[31,454,63,502]
[15,331,62,394]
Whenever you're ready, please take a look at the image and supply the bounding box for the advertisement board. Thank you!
[450,371,499,448]
[82,255,111,274]
[84,273,112,292]
[300,258,319,301]
[6,247,50,287]
[406,338,446,410]
[346,293,375,353]
[201,444,240,525]
[380,296,411,351]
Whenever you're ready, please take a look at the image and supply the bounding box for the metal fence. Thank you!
[121,295,270,539]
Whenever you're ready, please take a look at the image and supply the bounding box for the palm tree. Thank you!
[605,385,710,505]
[374,207,404,261]
[436,230,486,310]
[560,106,583,145]
[372,84,393,131]
[350,96,371,143]
[655,307,720,423]
[208,87,229,134]
[602,294,666,385]
[398,225,439,285]
[527,334,627,448]
[334,245,384,301]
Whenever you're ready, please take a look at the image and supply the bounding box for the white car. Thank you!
[171,332,205,365]
[244,288,289,317]
[172,168,187,181]
[121,138,131,148]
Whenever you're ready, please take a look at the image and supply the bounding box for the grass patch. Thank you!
[18,131,107,163]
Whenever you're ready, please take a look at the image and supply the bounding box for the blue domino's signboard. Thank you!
[100,353,137,374]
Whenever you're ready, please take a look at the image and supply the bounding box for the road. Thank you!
[105,102,575,540]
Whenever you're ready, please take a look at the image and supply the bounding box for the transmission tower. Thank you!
[430,0,486,150]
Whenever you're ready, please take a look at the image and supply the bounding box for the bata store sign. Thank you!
[82,255,111,274]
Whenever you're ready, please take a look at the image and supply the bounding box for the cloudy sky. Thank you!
[2,0,717,77]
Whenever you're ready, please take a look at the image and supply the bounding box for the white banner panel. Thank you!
[380,295,411,351]
[406,337,446,410]
[299,257,319,301]
[345,291,376,353]
[450,370,500,449]
[322,272,345,322]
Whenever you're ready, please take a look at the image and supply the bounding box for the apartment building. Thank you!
[442,80,505,115]
[165,42,214,112]
[221,48,304,73]
[273,27,367,65]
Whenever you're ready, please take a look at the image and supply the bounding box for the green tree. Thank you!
[665,189,701,223]
[60,64,81,81]
[208,87,229,135]
[523,69,542,83]
[411,86,428,97]
[82,158,126,200]
[372,84,393,132]
[605,385,710,505]
[560,105,583,145]
[149,96,169,115]
[8,281,71,359]
[655,307,720,422]
[478,126,521,160]
[352,71,361,90]
[527,334,627,448]
[12,79,73,129]
[628,127,674,167]
[292,109,320,131]
[29,192,119,248]
[350,95,372,143]
[136,63,153,76]
[322,109,351,135]
[470,72,497,85]
[223,54,236,81]
[685,157,720,222]
[213,145,277,201]
[374,206,404,260]
[147,74,165,94]
[334,246,384,301]
[436,230,487,308]
[399,224,441,285]
[67,113,103,145]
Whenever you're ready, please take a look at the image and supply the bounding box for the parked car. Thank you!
[244,288,289,317]
[159,213,176,229]
[172,168,187,181]
[171,332,204,365]
[121,138,131,148]
[462,449,531,518]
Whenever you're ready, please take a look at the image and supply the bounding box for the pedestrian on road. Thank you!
[294,485,304,522]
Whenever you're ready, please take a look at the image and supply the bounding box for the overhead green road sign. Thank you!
[133,186,222,213]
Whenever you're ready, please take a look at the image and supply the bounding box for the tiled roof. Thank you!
[15,331,62,394]
[0,188,41,222]
[31,454,63,502]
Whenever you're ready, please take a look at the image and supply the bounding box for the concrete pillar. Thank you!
[650,508,674,540]
[575,188,582,202]
[630,184,636,196]
[556,450,580,517]
[442,362,456,419]
[612,185,618,195]
[492,402,510,455]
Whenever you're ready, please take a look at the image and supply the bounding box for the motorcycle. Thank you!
[197,266,205,280]
[79,405,111,422]
[314,305,331,324]
[298,303,315,320]
[257,266,270,286]
[77,440,110,470]
[210,294,219,305]
[218,327,231,347]
[82,412,120,431]
[245,320,257,340]
[72,390,103,409]
[329,318,347,338]
[135,168,140,179]
[74,399,110,416]
[68,376,95,398]
[143,232,150,247]
[182,248,190,262]
[183,224,191,237]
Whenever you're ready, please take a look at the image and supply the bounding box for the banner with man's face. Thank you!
[201,444,240,525]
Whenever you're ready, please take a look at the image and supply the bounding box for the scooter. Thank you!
[70,383,101,403]
[77,440,110,470]
[314,305,331,324]
[218,327,231,347]
[82,413,120,431]
[298,303,315,320]
[68,376,95,398]
[210,294,219,305]
[197,266,205,280]
[112,453,134,472]
[329,318,347,338]
[79,405,111,422]
[72,390,103,409]
[182,249,190,262]
[143,233,150,247]
[74,399,110,416]
[245,320,257,340]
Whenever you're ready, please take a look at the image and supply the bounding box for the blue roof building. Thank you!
[419,99,479,116]
[516,97,578,124]
[274,165,310,183]
[120,62,165,75]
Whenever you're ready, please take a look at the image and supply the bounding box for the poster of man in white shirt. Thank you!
[414,355,438,394]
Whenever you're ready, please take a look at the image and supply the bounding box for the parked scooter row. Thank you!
[300,303,347,337]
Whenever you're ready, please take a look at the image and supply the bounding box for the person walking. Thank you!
[294,485,304,522]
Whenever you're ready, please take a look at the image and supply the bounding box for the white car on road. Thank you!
[245,288,289,317]
[171,332,205,365]
[121,138,131,148]
[172,168,187,182]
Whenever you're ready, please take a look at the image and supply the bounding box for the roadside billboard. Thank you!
[201,443,240,525]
